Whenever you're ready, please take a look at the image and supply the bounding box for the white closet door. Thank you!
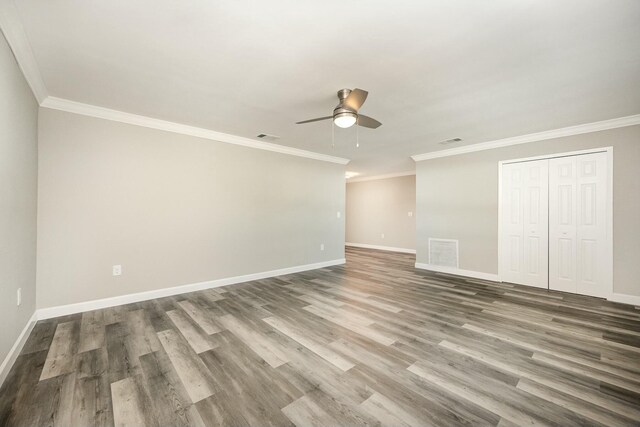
[523,160,549,288]
[549,156,578,293]
[549,152,608,297]
[501,163,525,285]
[500,159,548,288]
[576,153,608,297]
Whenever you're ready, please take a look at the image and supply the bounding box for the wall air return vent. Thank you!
[428,238,459,268]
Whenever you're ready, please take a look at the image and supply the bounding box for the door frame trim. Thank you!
[498,147,613,298]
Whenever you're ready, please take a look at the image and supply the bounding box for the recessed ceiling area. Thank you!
[13,0,640,177]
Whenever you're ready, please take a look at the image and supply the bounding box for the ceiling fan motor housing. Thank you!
[337,88,352,102]
[334,89,357,120]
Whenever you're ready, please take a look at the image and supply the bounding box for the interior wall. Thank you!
[0,32,38,365]
[36,108,345,309]
[415,125,640,297]
[346,175,416,251]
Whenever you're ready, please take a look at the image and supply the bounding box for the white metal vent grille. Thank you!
[256,133,280,141]
[428,238,459,268]
[439,137,462,145]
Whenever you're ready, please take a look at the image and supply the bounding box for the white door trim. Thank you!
[606,147,614,300]
[500,147,612,165]
[498,147,613,299]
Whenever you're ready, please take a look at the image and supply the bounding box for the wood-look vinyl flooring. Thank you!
[1,247,639,426]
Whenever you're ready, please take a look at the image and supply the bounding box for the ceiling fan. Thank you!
[296,88,382,129]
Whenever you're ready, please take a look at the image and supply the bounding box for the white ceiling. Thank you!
[13,0,640,177]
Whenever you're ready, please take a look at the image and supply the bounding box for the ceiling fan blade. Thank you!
[357,114,382,129]
[343,89,368,111]
[296,116,332,124]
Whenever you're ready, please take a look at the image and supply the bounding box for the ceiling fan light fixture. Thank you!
[296,88,380,129]
[334,112,357,128]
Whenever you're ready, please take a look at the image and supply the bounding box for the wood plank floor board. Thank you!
[438,337,640,420]
[110,375,158,427]
[346,356,501,426]
[282,389,379,427]
[40,320,80,381]
[177,300,223,335]
[393,340,522,389]
[275,344,375,407]
[1,247,639,426]
[125,309,160,358]
[407,358,594,427]
[358,391,431,427]
[216,295,273,321]
[166,309,217,354]
[156,329,218,403]
[263,316,355,371]
[143,299,175,333]
[357,385,434,427]
[76,347,108,379]
[79,310,106,354]
[302,304,398,346]
[0,350,48,427]
[262,300,350,344]
[516,378,638,426]
[217,313,290,368]
[72,376,99,427]
[463,319,640,370]
[28,374,67,427]
[102,305,127,326]
[461,318,607,361]
[200,330,303,408]
[329,336,415,371]
[95,372,115,427]
[20,320,57,355]
[194,392,252,427]
[531,352,640,394]
[198,349,295,426]
[70,370,115,427]
[138,350,205,427]
[105,322,141,384]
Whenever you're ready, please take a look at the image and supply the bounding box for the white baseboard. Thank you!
[415,262,499,282]
[346,242,416,254]
[414,264,640,306]
[608,292,640,307]
[0,311,37,388]
[37,259,346,320]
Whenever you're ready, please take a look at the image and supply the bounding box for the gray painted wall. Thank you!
[37,108,345,309]
[346,175,416,250]
[0,32,38,365]
[416,125,640,297]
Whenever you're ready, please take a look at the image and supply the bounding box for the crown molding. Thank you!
[1,1,347,165]
[347,171,415,183]
[0,0,47,102]
[41,97,351,165]
[411,114,640,162]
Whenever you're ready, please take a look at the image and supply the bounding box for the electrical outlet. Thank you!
[381,233,385,239]
[336,211,341,218]
[17,288,21,306]
[320,243,325,251]
[408,211,413,217]
[113,265,122,276]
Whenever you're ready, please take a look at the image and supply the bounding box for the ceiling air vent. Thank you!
[439,137,462,145]
[256,133,280,141]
